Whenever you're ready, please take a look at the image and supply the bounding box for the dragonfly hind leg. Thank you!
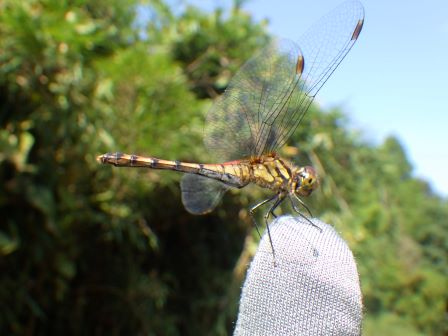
[249,194,277,241]
[249,193,286,266]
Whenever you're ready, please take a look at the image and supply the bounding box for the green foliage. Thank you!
[163,3,269,98]
[296,112,448,335]
[0,0,447,335]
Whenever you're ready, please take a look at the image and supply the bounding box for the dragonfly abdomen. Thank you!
[97,152,249,188]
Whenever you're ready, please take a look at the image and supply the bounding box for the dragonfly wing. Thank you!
[180,174,230,215]
[205,39,303,160]
[204,0,364,160]
[266,0,365,152]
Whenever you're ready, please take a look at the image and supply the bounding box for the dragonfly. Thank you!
[97,0,364,261]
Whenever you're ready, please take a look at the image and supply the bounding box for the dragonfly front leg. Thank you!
[289,194,322,232]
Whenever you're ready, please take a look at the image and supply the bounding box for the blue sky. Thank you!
[170,0,448,196]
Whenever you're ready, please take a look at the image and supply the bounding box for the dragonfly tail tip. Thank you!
[96,154,105,164]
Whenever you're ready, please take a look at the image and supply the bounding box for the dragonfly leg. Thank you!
[267,195,284,218]
[264,195,286,265]
[293,194,313,217]
[250,194,282,265]
[270,205,281,218]
[249,194,278,240]
[289,195,322,232]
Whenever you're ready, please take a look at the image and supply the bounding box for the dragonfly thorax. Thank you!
[248,156,319,198]
[290,166,319,197]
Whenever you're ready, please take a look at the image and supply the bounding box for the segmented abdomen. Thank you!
[97,152,250,188]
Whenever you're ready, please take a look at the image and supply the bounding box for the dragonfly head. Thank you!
[292,166,319,197]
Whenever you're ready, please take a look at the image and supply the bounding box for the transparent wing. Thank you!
[180,174,230,214]
[204,0,364,161]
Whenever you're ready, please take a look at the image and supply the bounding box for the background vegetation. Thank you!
[0,0,446,335]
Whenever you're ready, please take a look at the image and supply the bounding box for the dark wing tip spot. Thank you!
[351,19,364,41]
[296,55,305,76]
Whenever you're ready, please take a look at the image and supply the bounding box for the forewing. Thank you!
[204,0,364,160]
[180,174,230,215]
[204,39,303,161]
[266,0,364,152]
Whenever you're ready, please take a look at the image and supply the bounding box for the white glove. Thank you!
[234,216,363,336]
